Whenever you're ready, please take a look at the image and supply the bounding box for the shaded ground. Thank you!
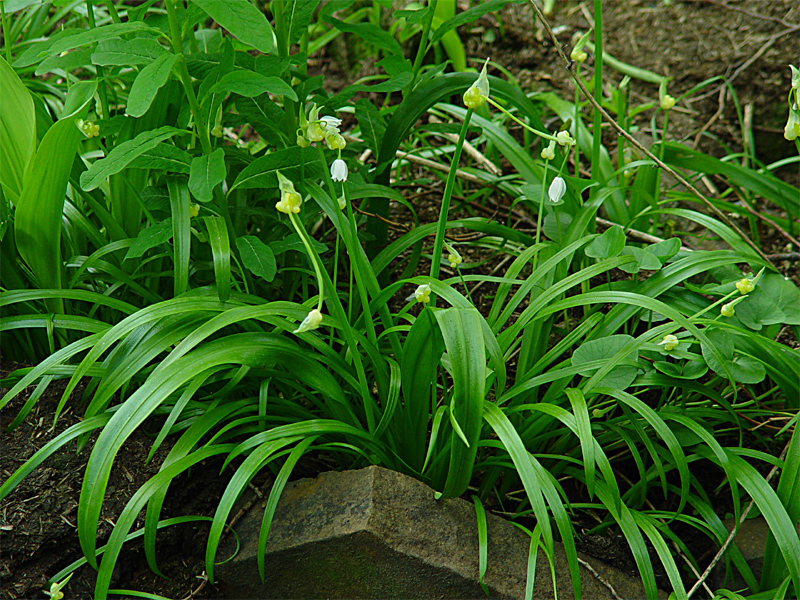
[2,1,799,599]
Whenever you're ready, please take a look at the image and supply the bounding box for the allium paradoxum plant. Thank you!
[275,171,326,333]
[298,103,349,209]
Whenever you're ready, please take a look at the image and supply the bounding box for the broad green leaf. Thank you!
[542,211,572,243]
[90,37,166,66]
[15,85,93,306]
[701,328,766,385]
[269,232,327,256]
[206,70,297,101]
[189,0,275,54]
[619,246,662,274]
[35,48,93,76]
[17,22,159,66]
[230,146,323,192]
[128,143,192,173]
[652,359,708,379]
[572,334,639,391]
[125,219,172,260]
[0,55,36,204]
[236,235,276,282]
[355,98,386,159]
[285,0,319,46]
[646,237,681,264]
[585,225,625,259]
[62,80,98,117]
[204,216,231,302]
[434,307,485,498]
[127,52,180,118]
[736,290,786,331]
[377,54,412,78]
[189,148,226,202]
[323,16,402,55]
[80,126,186,191]
[759,273,800,325]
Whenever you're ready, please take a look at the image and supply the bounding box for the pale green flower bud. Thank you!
[463,57,490,110]
[541,140,556,160]
[275,171,302,214]
[735,277,755,294]
[293,308,323,333]
[658,334,679,352]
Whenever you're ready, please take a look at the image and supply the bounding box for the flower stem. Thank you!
[430,108,473,291]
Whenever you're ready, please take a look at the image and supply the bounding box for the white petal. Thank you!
[548,177,567,203]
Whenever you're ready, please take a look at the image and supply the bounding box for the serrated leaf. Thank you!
[206,70,297,101]
[230,146,323,192]
[91,37,166,66]
[573,334,638,391]
[128,143,193,173]
[585,225,625,259]
[125,219,173,260]
[127,52,180,118]
[189,0,274,54]
[189,148,226,203]
[236,235,276,282]
[355,98,386,159]
[80,126,186,191]
[323,17,402,55]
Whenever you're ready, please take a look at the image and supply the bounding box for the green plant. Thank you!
[1,1,799,599]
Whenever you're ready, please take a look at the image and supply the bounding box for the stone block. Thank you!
[215,465,656,599]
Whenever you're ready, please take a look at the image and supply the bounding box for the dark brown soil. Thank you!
[3,1,799,599]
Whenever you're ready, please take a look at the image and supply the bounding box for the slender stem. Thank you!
[289,213,325,311]
[289,212,376,433]
[166,0,212,154]
[103,1,122,24]
[487,97,556,141]
[86,3,111,121]
[273,0,289,60]
[591,0,603,180]
[430,109,473,289]
[1,0,12,64]
[405,0,437,96]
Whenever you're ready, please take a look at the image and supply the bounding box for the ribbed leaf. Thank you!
[189,0,274,54]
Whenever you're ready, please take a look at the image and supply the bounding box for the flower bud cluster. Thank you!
[297,104,346,151]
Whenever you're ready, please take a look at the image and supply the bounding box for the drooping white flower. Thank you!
[330,158,348,182]
[293,308,323,333]
[548,176,566,203]
[463,57,490,109]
